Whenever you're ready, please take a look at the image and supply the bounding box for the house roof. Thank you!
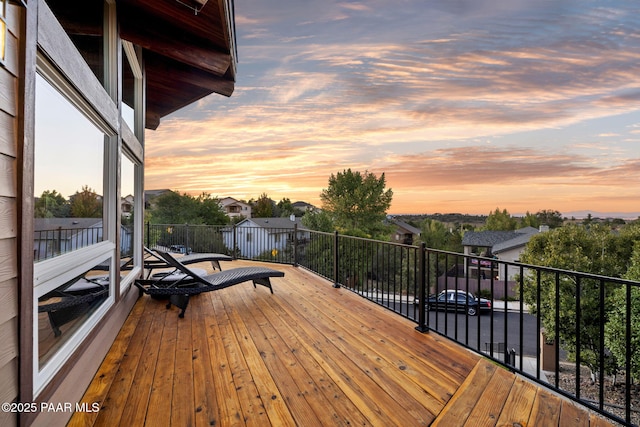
[52,0,237,130]
[240,217,307,230]
[292,201,318,211]
[388,218,421,236]
[34,218,102,231]
[220,197,250,207]
[462,227,539,253]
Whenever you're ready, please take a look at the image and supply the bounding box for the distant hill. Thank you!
[564,211,640,221]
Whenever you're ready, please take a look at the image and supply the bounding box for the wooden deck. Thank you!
[69,261,614,426]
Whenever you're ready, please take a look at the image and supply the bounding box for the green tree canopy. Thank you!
[520,223,637,376]
[419,219,462,252]
[536,209,564,228]
[276,198,295,217]
[35,189,70,218]
[252,193,274,218]
[484,208,518,231]
[149,191,226,225]
[70,185,102,218]
[301,210,334,232]
[605,240,640,380]
[519,211,539,229]
[320,169,393,238]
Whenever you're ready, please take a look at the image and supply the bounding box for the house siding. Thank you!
[0,3,23,426]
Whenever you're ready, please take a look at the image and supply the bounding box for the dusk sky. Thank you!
[144,0,640,217]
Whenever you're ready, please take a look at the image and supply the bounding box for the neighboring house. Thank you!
[121,194,134,218]
[224,217,309,258]
[462,227,543,280]
[387,217,421,245]
[144,189,173,209]
[1,2,237,425]
[220,196,252,219]
[292,201,318,213]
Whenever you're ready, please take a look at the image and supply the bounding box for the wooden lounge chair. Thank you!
[143,246,232,278]
[39,275,109,337]
[134,251,284,317]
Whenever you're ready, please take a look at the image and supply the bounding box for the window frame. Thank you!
[30,0,123,397]
[33,54,118,396]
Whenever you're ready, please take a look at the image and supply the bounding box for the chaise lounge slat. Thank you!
[134,251,284,317]
[143,246,232,277]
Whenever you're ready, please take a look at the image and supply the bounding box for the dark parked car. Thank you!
[427,290,491,316]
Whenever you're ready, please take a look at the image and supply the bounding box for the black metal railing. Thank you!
[34,226,103,261]
[34,225,134,262]
[145,222,639,426]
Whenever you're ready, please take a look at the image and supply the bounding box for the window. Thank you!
[33,64,116,390]
[31,0,122,395]
[45,0,106,87]
[122,41,142,131]
[38,256,112,367]
[34,73,106,261]
[120,152,140,286]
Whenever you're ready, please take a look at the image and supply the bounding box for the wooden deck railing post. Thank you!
[415,243,428,333]
[333,230,340,288]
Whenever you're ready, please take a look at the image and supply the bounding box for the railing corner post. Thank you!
[333,230,340,288]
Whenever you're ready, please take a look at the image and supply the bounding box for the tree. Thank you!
[536,209,563,228]
[419,219,462,252]
[301,210,334,232]
[195,193,228,225]
[35,189,70,218]
[484,208,517,231]
[605,241,640,381]
[253,193,274,218]
[320,169,393,238]
[276,198,295,218]
[519,211,539,229]
[520,224,630,378]
[70,185,102,218]
[149,191,226,225]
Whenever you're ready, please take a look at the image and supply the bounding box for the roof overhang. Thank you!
[119,0,237,129]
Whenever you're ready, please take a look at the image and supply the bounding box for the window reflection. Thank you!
[121,154,136,278]
[38,257,111,366]
[34,73,106,261]
[122,42,140,131]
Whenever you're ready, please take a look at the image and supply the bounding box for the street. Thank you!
[376,298,540,357]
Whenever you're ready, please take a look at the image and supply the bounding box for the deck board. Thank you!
[70,261,616,426]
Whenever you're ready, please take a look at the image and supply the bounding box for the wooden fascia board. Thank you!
[120,27,231,76]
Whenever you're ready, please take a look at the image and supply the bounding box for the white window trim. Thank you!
[34,253,115,395]
[33,0,122,396]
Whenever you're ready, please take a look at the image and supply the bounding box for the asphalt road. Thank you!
[377,299,540,357]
